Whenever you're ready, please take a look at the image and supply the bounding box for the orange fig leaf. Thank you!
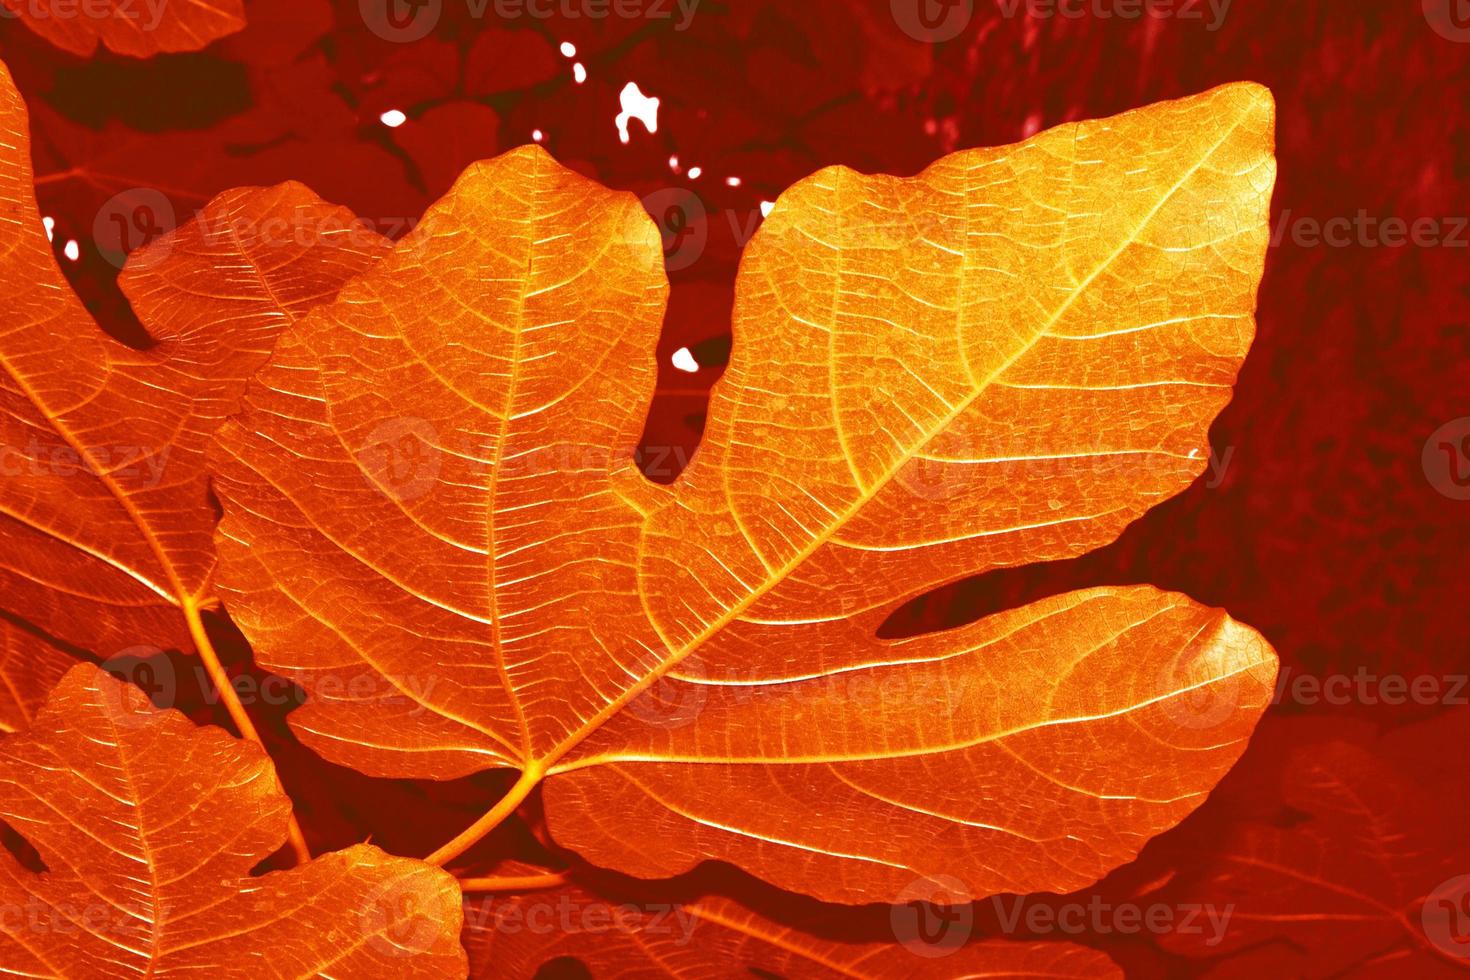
[209,84,1279,903]
[464,880,1121,979]
[0,665,466,977]
[0,0,245,57]
[0,60,390,729]
[0,620,73,734]
[546,586,1277,902]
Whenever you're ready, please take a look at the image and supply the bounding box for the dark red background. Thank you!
[2,1,1466,975]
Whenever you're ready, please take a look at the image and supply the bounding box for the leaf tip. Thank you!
[1209,80,1277,148]
[1190,607,1281,719]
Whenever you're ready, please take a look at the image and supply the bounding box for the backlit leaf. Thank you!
[0,665,465,977]
[0,0,245,57]
[0,61,390,729]
[210,84,1279,903]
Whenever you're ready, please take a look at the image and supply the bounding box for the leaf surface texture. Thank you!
[0,62,389,730]
[0,665,466,978]
[210,83,1280,902]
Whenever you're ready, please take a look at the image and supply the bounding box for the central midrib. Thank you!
[531,104,1255,777]
[486,159,542,760]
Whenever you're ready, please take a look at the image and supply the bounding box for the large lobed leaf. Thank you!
[0,61,390,731]
[209,82,1280,905]
[0,665,465,977]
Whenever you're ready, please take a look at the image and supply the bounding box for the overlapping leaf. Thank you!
[0,61,390,730]
[1144,713,1470,977]
[464,879,1121,979]
[0,0,244,57]
[210,84,1279,903]
[0,665,465,977]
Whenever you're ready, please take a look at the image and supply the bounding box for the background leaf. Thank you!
[0,60,389,729]
[0,665,466,978]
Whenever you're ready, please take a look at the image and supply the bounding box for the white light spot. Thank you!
[615,82,660,144]
[573,62,587,84]
[760,201,775,218]
[560,41,577,57]
[380,109,407,128]
[725,176,741,187]
[687,166,703,180]
[1187,447,1201,459]
[532,129,545,142]
[668,154,680,173]
[63,239,80,262]
[671,347,700,373]
[43,216,55,242]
